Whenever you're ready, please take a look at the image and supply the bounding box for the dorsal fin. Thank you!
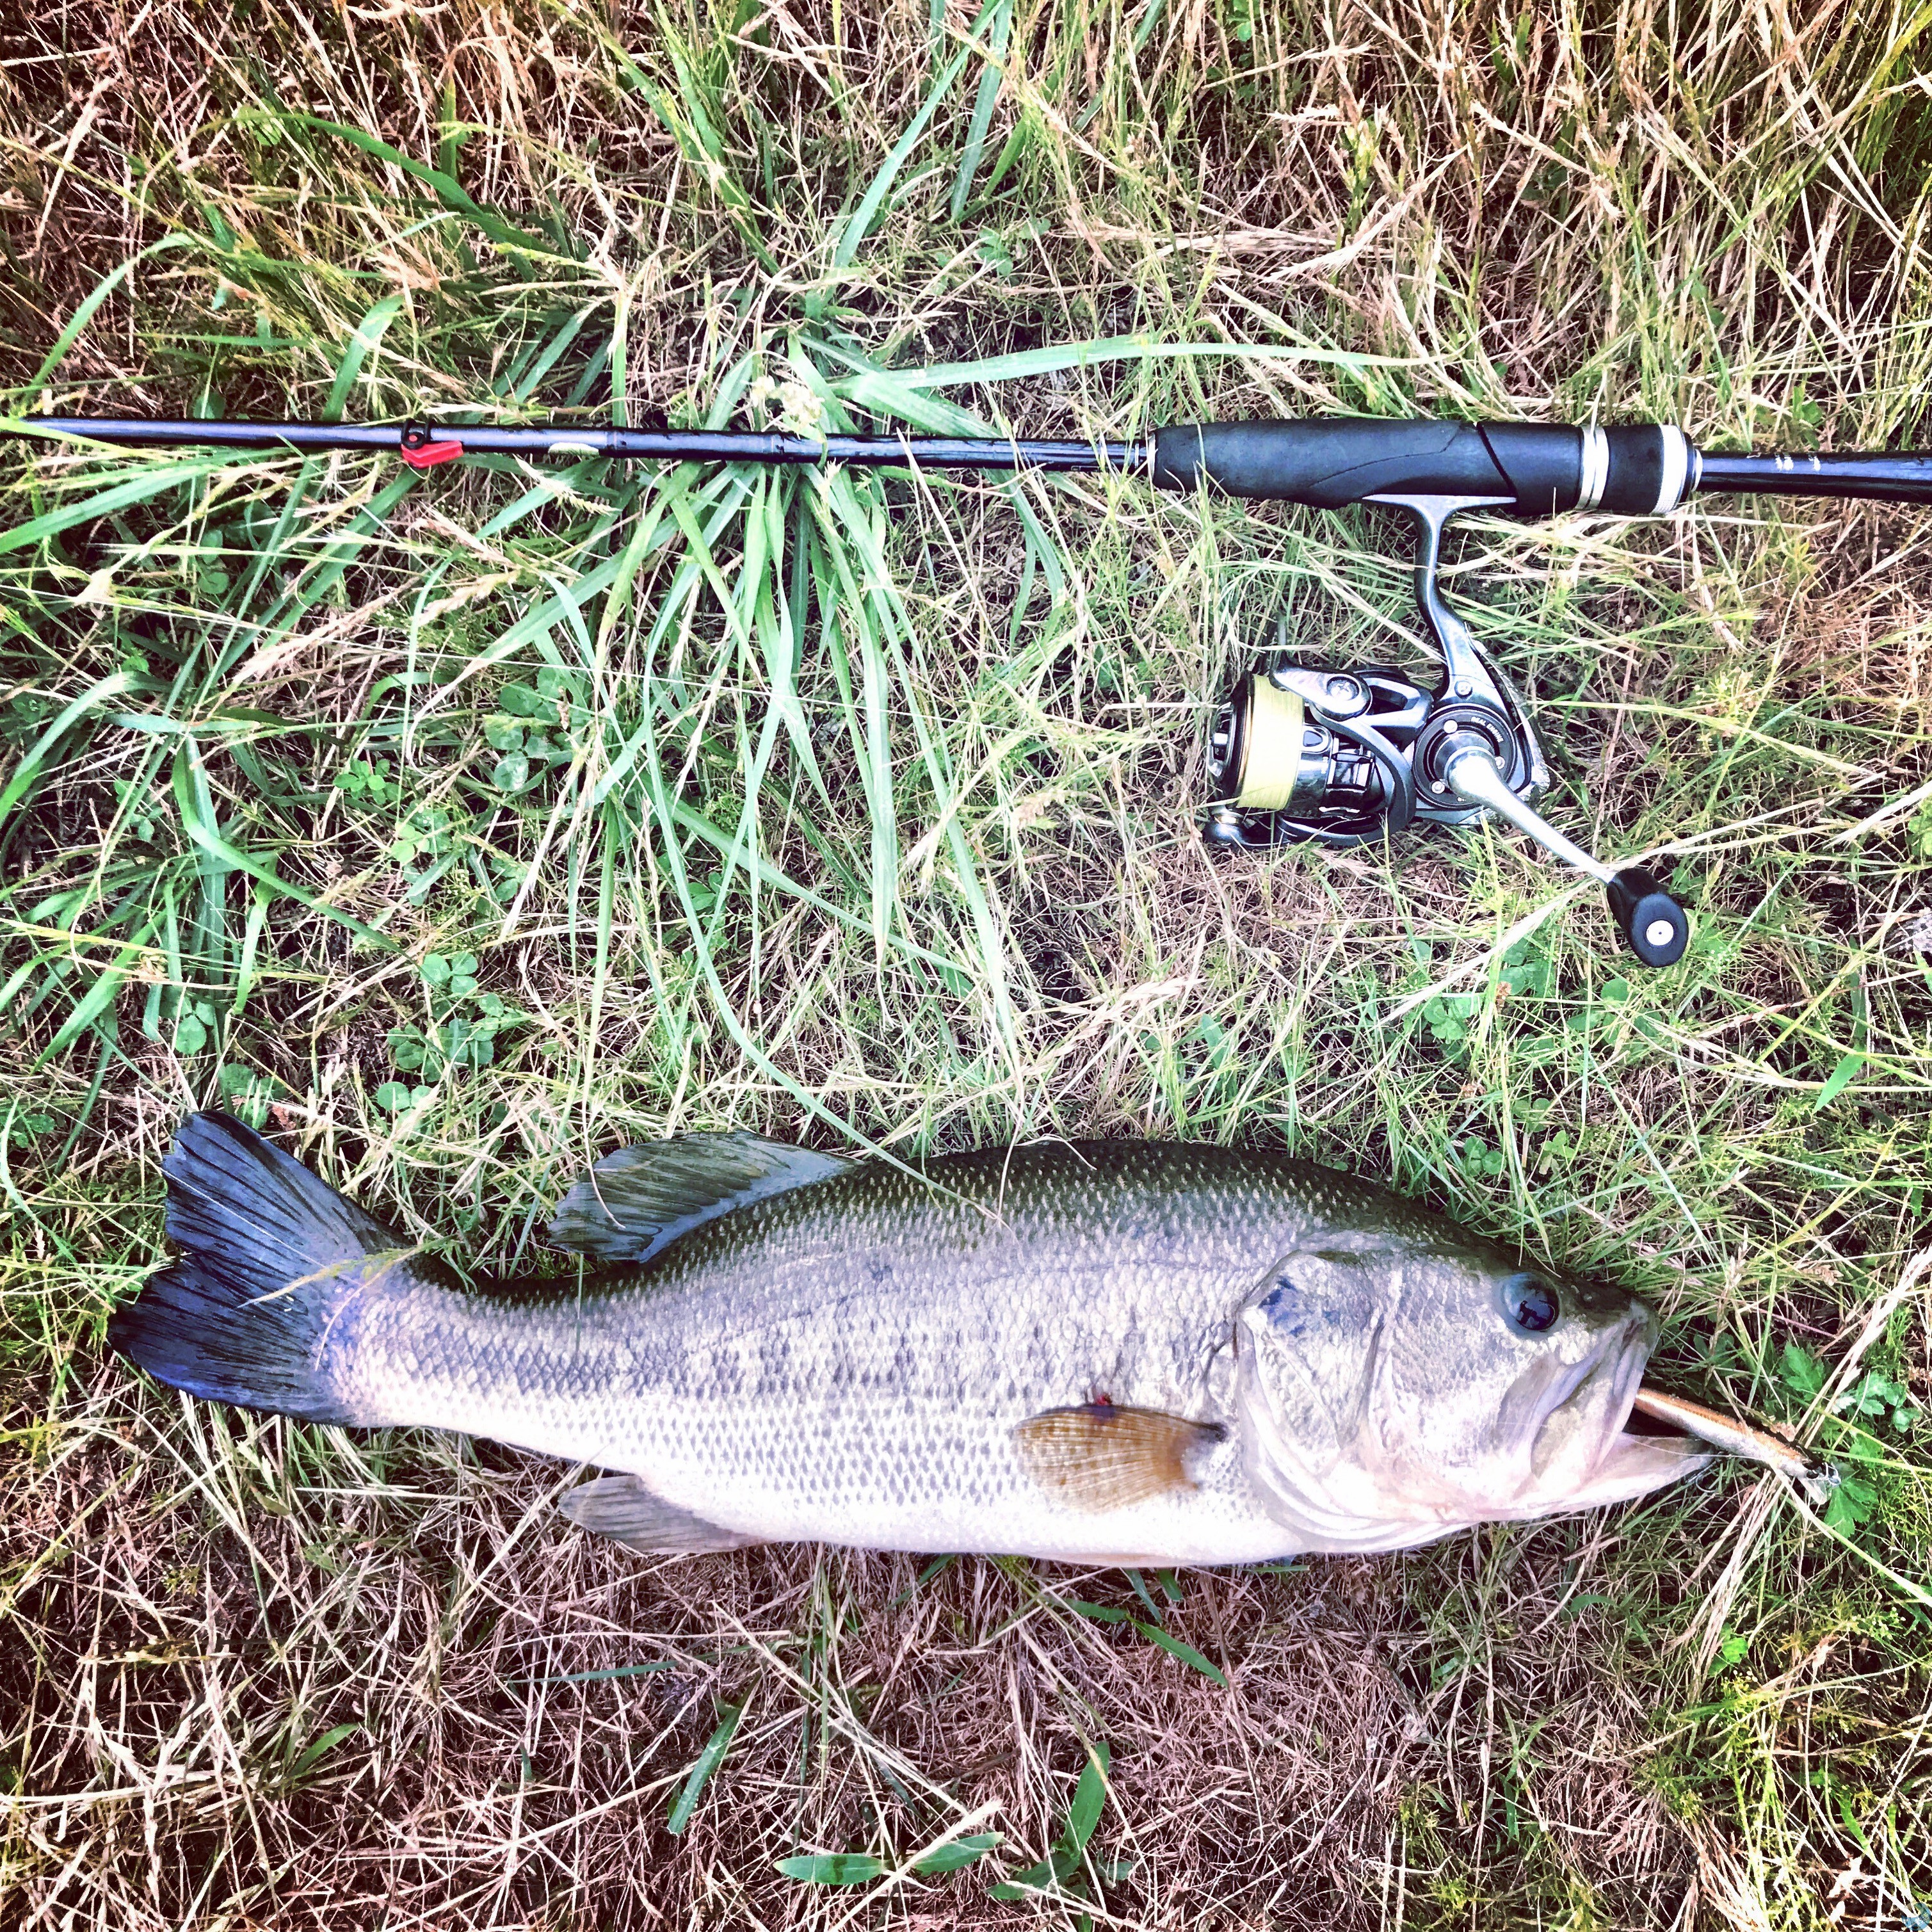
[545,1131,850,1263]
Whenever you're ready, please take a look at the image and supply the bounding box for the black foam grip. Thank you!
[1606,867,1689,968]
[1601,426,1666,515]
[1480,423,1585,516]
[1152,419,1582,515]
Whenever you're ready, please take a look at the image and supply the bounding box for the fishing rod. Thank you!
[17,410,1932,966]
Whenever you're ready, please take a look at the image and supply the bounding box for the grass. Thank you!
[1,0,1929,1922]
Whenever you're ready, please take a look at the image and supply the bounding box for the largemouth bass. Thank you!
[112,1111,1717,1565]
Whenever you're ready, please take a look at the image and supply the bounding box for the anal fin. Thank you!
[559,1474,764,1555]
[1014,1405,1226,1513]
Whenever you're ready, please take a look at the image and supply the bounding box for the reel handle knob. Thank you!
[1606,869,1690,969]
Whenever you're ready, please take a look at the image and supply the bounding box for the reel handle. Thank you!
[1441,746,1689,967]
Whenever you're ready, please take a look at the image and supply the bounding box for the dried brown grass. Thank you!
[7,1377,1731,1927]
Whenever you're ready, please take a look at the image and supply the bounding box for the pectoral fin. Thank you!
[559,1474,764,1555]
[1013,1405,1226,1513]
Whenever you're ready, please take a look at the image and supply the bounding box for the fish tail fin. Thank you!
[111,1111,440,1424]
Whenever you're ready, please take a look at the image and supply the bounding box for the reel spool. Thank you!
[1204,494,1691,969]
[1207,667,1431,842]
[1209,673,1303,813]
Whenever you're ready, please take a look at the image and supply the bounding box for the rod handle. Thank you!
[1151,419,1693,517]
[1151,418,1532,506]
[1606,867,1689,968]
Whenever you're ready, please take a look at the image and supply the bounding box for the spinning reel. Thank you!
[1201,493,1689,969]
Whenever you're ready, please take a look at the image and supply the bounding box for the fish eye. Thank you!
[1501,1272,1559,1333]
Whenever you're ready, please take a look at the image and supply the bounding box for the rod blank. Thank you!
[1692,447,1932,505]
[12,416,1145,474]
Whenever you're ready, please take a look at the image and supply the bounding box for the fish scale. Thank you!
[111,1116,1714,1565]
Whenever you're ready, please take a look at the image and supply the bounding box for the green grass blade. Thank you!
[0,669,138,835]
[168,743,393,951]
[774,1851,884,1885]
[912,1832,1002,1874]
[0,458,234,558]
[13,234,193,396]
[819,332,1408,394]
[833,1,1005,267]
[35,915,159,1065]
[323,294,405,421]
[268,111,548,254]
[948,1,1012,223]
[1063,1741,1110,1852]
[288,1722,360,1784]
[1132,1622,1228,1687]
[665,1702,743,1836]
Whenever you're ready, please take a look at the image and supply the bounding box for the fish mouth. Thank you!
[1520,1319,1713,1511]
[1557,1330,1715,1509]
[1530,1330,1840,1512]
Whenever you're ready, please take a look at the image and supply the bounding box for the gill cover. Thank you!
[1230,1247,1450,1553]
